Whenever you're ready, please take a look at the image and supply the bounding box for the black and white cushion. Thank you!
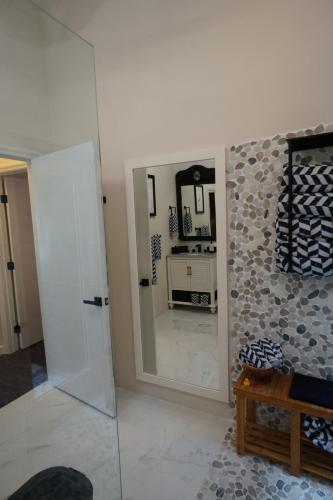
[239,343,273,370]
[258,338,283,368]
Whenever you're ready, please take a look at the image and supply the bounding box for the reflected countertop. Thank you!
[167,253,216,259]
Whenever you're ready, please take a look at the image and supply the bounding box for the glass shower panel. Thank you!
[0,1,121,499]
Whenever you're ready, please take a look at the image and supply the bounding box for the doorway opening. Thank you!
[0,156,46,409]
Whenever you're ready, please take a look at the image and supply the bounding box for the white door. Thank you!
[30,142,115,417]
[4,174,43,349]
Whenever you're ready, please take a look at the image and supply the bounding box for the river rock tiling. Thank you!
[197,427,333,500]
[227,123,333,429]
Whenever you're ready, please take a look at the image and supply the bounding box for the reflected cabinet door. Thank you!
[189,260,210,291]
[169,259,191,290]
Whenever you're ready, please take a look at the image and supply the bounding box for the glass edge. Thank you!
[28,0,95,50]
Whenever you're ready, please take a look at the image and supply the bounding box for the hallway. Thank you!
[0,342,47,408]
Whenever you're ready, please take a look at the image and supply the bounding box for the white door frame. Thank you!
[125,148,229,403]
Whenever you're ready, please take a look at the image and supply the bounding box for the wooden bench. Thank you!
[234,367,333,480]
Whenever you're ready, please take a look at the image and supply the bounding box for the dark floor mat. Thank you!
[8,467,93,500]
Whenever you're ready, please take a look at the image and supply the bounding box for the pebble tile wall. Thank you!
[227,123,333,428]
[197,426,333,499]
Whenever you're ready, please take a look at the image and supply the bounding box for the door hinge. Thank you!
[14,325,21,334]
[102,196,107,204]
[7,261,15,271]
[0,194,8,204]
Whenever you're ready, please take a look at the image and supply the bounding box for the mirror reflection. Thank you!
[180,184,216,239]
[133,159,219,390]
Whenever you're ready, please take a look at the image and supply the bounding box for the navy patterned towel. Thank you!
[169,211,178,236]
[278,193,333,218]
[200,225,210,237]
[150,234,161,285]
[304,415,333,453]
[276,217,333,241]
[276,160,333,277]
[184,211,192,234]
[281,162,333,193]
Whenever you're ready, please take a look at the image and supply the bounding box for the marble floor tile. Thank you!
[117,389,232,500]
[155,307,219,389]
[0,384,121,500]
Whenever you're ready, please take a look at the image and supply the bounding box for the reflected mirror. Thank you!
[177,164,216,241]
[133,159,219,391]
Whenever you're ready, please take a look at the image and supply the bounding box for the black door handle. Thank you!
[83,296,103,307]
[140,279,150,287]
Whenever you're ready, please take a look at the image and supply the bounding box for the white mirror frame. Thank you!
[125,148,229,403]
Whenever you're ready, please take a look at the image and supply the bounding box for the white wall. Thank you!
[30,0,333,413]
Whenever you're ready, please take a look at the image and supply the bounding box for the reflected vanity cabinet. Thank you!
[167,255,217,313]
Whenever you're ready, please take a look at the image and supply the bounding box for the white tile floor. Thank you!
[0,383,121,500]
[155,307,219,389]
[0,384,231,500]
[117,389,232,500]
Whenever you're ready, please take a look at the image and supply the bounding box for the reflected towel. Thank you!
[200,225,210,237]
[169,212,178,236]
[151,234,161,285]
[184,212,192,233]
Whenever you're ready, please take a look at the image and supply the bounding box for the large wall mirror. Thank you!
[126,150,229,402]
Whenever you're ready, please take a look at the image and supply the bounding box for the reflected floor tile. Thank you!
[155,308,219,390]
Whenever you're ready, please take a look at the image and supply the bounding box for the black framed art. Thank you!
[194,184,204,214]
[148,174,156,216]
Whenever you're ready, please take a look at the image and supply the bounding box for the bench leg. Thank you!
[236,395,246,455]
[247,399,255,423]
[290,411,301,476]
